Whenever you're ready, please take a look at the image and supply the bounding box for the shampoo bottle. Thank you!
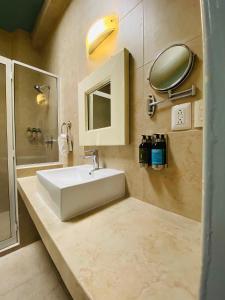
[160,134,167,165]
[139,135,148,167]
[147,135,152,166]
[151,134,164,170]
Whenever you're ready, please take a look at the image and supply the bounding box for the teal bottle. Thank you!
[151,134,164,170]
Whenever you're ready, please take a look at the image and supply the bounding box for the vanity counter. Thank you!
[17,176,201,300]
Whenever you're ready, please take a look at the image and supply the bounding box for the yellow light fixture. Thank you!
[86,15,118,55]
[36,93,48,105]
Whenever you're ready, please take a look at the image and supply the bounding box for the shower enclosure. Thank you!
[0,56,59,252]
[14,62,59,166]
[0,56,18,251]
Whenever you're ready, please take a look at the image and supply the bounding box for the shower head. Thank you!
[34,84,42,93]
[34,84,50,93]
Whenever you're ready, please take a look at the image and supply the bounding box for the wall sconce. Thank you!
[36,93,48,105]
[34,84,50,105]
[86,15,118,55]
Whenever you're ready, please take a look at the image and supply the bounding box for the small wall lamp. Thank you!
[86,15,118,55]
[34,84,50,105]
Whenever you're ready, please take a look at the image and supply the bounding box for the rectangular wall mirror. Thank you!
[87,82,111,130]
[78,48,129,146]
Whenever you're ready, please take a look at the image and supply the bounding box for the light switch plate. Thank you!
[171,102,192,131]
[194,99,204,128]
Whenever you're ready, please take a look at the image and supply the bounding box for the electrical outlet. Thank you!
[194,99,204,128]
[176,108,185,125]
[171,103,191,131]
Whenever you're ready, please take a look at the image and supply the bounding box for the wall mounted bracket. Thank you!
[168,85,196,100]
[147,95,157,117]
[147,85,196,118]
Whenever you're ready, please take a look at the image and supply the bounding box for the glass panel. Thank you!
[87,82,111,130]
[0,63,11,242]
[14,65,59,165]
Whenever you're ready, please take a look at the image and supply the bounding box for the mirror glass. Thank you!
[149,44,194,92]
[87,82,111,130]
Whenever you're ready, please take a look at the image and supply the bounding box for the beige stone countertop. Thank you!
[17,176,201,300]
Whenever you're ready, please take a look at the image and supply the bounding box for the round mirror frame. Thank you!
[148,44,195,92]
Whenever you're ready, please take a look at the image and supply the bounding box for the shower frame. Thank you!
[12,60,61,166]
[0,55,18,252]
[0,56,60,253]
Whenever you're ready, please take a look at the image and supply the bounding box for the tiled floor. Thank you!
[0,241,72,300]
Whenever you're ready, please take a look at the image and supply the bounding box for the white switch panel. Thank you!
[194,99,204,128]
[171,103,191,131]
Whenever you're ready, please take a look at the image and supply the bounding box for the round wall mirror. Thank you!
[148,44,195,92]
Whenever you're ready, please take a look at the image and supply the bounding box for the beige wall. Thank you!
[0,29,42,67]
[41,0,203,221]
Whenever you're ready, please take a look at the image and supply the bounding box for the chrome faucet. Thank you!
[82,149,100,174]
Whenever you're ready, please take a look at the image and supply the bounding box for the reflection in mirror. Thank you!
[87,82,111,130]
[149,44,194,92]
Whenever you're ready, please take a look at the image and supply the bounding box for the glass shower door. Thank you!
[0,56,18,251]
[14,63,59,165]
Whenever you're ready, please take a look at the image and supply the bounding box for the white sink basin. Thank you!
[36,165,125,221]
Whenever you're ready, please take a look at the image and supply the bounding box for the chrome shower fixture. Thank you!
[34,84,50,93]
